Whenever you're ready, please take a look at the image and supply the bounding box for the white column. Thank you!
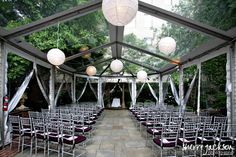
[0,42,7,146]
[49,66,55,110]
[72,74,76,103]
[179,66,184,112]
[233,43,236,129]
[131,78,137,107]
[227,45,233,125]
[97,78,103,107]
[159,74,163,106]
[197,63,201,116]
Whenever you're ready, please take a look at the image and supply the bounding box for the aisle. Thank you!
[13,110,153,157]
[87,110,153,157]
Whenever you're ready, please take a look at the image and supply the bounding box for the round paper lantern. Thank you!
[86,66,97,76]
[137,70,147,81]
[80,45,91,59]
[102,0,138,26]
[110,59,123,73]
[158,37,176,55]
[47,48,65,66]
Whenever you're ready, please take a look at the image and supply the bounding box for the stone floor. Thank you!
[13,110,155,157]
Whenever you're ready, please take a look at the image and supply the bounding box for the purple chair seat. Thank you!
[75,126,92,132]
[85,120,96,125]
[147,128,162,135]
[48,133,61,142]
[137,117,146,121]
[197,137,215,145]
[153,137,176,148]
[177,138,196,146]
[63,135,86,145]
[142,121,154,127]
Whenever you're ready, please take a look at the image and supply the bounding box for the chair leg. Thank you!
[21,136,24,152]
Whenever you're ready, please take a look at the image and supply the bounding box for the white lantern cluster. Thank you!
[86,66,97,76]
[137,70,147,82]
[47,48,65,66]
[158,37,176,55]
[102,0,138,26]
[110,59,123,73]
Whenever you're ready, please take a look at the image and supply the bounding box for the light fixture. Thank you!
[47,23,66,66]
[110,59,123,73]
[47,48,65,66]
[86,66,97,76]
[80,45,91,59]
[137,70,147,81]
[158,37,176,55]
[102,0,138,26]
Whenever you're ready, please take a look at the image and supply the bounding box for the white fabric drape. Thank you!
[169,77,180,105]
[8,69,34,112]
[34,63,50,105]
[183,70,198,105]
[54,81,65,105]
[147,82,158,103]
[136,83,146,99]
[76,79,89,102]
[88,79,98,99]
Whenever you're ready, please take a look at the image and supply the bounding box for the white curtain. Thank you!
[8,69,34,112]
[76,79,89,102]
[54,80,65,105]
[34,63,50,105]
[88,79,98,99]
[183,70,198,105]
[147,82,158,103]
[169,77,180,105]
[136,83,146,99]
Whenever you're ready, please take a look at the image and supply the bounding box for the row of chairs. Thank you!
[130,106,236,156]
[9,106,104,157]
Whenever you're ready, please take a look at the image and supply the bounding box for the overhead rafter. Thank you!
[138,1,233,41]
[2,0,102,38]
[66,42,115,62]
[76,58,113,72]
[118,41,180,65]
[99,63,111,76]
[109,24,124,59]
[123,64,135,77]
[121,58,160,73]
[0,28,75,72]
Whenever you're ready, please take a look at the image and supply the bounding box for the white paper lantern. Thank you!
[110,59,123,73]
[86,66,97,76]
[47,48,65,66]
[102,0,138,26]
[158,37,176,55]
[137,70,147,81]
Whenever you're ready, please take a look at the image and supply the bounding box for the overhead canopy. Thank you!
[0,0,235,77]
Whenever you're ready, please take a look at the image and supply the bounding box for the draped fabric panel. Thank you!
[88,79,98,99]
[147,82,158,103]
[76,79,89,102]
[182,70,198,113]
[34,63,50,105]
[8,69,34,112]
[183,70,198,105]
[54,81,65,105]
[136,83,146,99]
[169,77,180,105]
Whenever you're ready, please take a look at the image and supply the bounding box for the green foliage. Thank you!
[201,54,227,109]
[7,53,31,81]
